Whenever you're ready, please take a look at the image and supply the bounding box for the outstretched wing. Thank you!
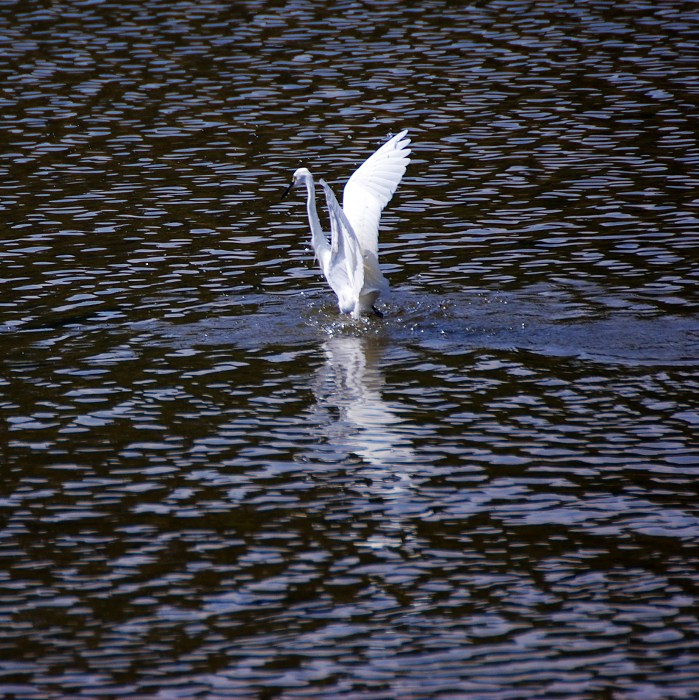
[342,130,411,258]
[320,179,364,314]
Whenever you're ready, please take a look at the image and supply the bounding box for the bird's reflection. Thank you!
[311,333,423,547]
[313,334,417,468]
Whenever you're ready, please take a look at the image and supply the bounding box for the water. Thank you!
[2,1,699,697]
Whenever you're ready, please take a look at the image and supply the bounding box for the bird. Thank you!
[283,130,411,317]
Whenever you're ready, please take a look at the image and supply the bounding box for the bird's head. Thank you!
[282,167,312,200]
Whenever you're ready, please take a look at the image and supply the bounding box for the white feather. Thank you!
[286,130,411,316]
[342,130,412,259]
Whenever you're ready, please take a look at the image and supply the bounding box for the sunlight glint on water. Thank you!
[1,1,698,697]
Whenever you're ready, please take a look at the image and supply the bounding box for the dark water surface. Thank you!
[2,1,699,697]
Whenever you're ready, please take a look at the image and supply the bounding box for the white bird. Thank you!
[283,130,411,317]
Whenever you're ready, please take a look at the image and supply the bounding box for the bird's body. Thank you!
[284,130,411,317]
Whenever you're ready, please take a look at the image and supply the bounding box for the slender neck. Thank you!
[302,173,327,256]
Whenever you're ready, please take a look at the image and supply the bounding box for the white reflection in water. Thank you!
[312,334,423,547]
[314,334,417,469]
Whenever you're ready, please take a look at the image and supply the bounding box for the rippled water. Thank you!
[2,0,699,697]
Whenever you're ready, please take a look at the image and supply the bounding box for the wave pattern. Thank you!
[1,0,698,697]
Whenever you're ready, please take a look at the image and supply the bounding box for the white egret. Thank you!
[283,130,411,317]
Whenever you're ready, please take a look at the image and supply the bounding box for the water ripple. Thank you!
[2,0,699,697]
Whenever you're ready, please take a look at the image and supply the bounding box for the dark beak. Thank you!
[281,180,295,201]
